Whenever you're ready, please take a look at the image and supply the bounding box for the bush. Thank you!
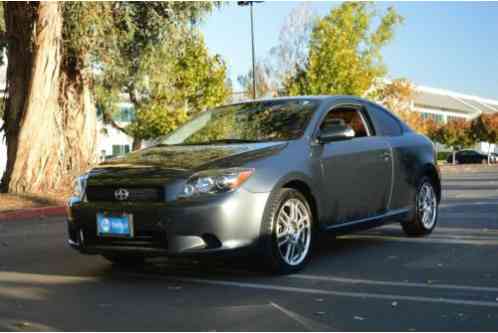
[437,151,452,161]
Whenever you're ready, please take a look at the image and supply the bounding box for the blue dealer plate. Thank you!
[97,212,134,237]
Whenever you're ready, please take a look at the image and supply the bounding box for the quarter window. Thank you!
[321,107,370,138]
[369,104,403,136]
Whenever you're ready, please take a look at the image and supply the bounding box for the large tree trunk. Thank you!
[1,3,36,192]
[1,2,97,194]
[59,68,98,183]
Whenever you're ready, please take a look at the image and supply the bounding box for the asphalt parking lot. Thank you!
[1,170,498,331]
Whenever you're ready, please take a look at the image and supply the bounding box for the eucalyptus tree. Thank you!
[0,2,223,193]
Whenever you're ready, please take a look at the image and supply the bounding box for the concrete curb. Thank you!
[0,206,66,222]
[440,164,498,173]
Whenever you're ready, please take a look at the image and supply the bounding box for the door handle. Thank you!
[381,152,391,161]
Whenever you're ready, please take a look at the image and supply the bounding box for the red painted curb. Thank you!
[0,206,66,222]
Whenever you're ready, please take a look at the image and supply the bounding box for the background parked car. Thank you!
[489,152,498,164]
[446,149,489,164]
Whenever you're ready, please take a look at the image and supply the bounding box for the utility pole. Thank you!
[238,1,262,100]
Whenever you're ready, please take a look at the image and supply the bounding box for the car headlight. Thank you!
[182,168,254,198]
[72,174,89,200]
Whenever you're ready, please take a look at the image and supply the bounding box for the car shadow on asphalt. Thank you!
[103,231,394,280]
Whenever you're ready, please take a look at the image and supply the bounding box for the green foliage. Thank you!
[437,151,452,161]
[90,3,230,142]
[127,102,189,141]
[285,2,403,96]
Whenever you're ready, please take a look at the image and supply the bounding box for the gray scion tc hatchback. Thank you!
[67,96,441,273]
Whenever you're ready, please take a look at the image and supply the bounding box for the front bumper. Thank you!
[66,188,270,256]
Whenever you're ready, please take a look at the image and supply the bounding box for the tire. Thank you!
[401,176,438,236]
[260,188,314,274]
[103,254,146,267]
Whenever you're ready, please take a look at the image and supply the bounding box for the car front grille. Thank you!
[86,186,164,202]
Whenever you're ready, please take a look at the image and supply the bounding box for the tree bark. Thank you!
[1,2,97,194]
[1,3,35,192]
[59,68,98,181]
[132,137,142,151]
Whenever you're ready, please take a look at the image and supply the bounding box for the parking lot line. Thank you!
[291,274,498,292]
[124,273,498,308]
[269,302,333,331]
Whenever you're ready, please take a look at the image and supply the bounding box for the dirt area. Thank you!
[0,191,70,213]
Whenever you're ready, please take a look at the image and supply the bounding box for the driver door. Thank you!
[317,103,393,225]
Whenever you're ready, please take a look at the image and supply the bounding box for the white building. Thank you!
[412,85,498,123]
[411,85,498,153]
[96,102,136,160]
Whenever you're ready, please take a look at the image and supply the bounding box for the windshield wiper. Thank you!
[155,139,269,147]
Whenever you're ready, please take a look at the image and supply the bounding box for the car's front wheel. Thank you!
[261,188,314,274]
[402,176,438,236]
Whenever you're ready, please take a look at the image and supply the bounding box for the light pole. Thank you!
[238,1,262,100]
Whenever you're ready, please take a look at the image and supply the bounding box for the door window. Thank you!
[321,107,370,138]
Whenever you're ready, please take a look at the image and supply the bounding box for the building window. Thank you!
[420,112,445,124]
[447,115,466,123]
[115,106,135,122]
[112,144,130,156]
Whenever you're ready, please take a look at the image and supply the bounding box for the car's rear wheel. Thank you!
[261,188,314,274]
[402,176,438,236]
[103,254,146,266]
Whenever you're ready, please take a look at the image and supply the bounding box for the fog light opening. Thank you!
[202,234,222,249]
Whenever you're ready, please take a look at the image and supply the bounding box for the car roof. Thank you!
[223,95,369,107]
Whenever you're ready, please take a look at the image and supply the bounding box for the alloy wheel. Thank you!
[275,198,312,266]
[417,182,437,229]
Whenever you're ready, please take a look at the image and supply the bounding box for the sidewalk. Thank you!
[439,163,498,174]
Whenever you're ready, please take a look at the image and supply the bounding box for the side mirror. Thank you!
[318,120,355,143]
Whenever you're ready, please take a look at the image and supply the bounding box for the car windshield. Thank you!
[159,99,319,145]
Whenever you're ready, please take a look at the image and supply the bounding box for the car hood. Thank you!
[87,142,287,186]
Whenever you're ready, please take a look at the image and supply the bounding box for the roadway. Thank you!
[1,170,498,331]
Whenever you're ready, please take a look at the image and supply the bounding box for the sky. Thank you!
[201,1,498,100]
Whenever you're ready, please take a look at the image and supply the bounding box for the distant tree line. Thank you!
[237,2,498,163]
